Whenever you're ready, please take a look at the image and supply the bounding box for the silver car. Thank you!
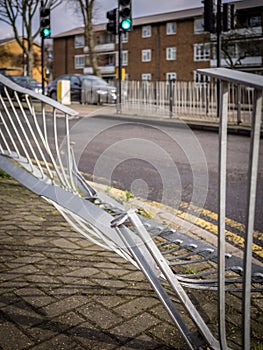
[47,74,117,104]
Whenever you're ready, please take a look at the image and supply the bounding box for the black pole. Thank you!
[118,27,122,113]
[41,0,45,95]
[41,35,45,95]
[216,0,222,118]
[216,0,221,68]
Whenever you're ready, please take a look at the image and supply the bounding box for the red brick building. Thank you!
[52,0,263,82]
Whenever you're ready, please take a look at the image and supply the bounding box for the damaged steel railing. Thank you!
[0,71,262,350]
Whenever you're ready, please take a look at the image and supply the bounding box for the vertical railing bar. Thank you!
[0,139,4,153]
[30,104,67,185]
[65,114,77,192]
[15,93,48,178]
[12,92,45,178]
[1,90,34,170]
[42,102,48,144]
[23,95,54,180]
[242,88,262,350]
[0,103,19,156]
[218,80,229,350]
[53,109,71,189]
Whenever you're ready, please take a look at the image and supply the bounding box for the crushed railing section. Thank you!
[0,72,262,350]
[121,79,258,125]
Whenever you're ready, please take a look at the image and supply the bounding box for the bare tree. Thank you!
[0,0,62,76]
[69,0,101,77]
[221,29,262,68]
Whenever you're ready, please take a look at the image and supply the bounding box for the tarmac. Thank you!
[0,103,262,350]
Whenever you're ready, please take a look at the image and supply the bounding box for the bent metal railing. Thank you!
[0,71,262,350]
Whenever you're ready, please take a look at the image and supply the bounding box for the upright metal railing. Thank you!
[198,68,263,349]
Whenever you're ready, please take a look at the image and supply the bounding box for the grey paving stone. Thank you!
[0,321,33,350]
[114,296,160,319]
[78,301,123,329]
[41,295,89,318]
[110,313,160,339]
[68,321,119,349]
[15,287,56,309]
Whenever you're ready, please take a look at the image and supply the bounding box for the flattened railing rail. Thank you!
[0,71,262,349]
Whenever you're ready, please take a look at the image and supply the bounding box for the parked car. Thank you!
[10,75,43,94]
[46,74,117,104]
[0,74,43,98]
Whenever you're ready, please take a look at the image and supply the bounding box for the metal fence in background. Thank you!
[120,79,257,125]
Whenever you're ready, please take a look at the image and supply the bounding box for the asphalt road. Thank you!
[65,116,263,238]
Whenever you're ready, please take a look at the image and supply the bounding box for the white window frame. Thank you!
[74,34,84,48]
[166,47,176,61]
[142,73,151,81]
[194,18,204,34]
[166,22,176,35]
[122,31,129,43]
[142,49,151,62]
[122,50,128,66]
[166,72,177,81]
[75,55,85,69]
[194,43,210,61]
[142,25,151,38]
[115,51,128,66]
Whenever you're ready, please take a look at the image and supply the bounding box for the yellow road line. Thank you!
[174,209,263,259]
[179,201,263,242]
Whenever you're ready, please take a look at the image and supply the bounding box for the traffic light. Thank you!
[40,7,51,38]
[106,8,118,35]
[202,0,215,33]
[119,0,132,32]
[223,3,235,32]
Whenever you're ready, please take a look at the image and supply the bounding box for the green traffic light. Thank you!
[43,28,51,37]
[121,18,132,31]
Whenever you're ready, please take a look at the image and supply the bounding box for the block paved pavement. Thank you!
[0,178,188,350]
[0,177,262,350]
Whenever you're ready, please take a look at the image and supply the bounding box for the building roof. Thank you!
[0,37,16,46]
[53,7,203,38]
[0,36,40,47]
[53,0,263,39]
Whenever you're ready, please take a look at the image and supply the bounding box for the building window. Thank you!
[75,55,85,69]
[249,16,261,27]
[142,49,151,62]
[122,50,128,66]
[194,18,204,33]
[142,25,151,38]
[194,43,210,61]
[122,32,129,43]
[75,35,84,48]
[116,51,128,66]
[194,71,210,85]
[166,72,177,81]
[166,47,176,60]
[166,22,176,35]
[142,73,151,81]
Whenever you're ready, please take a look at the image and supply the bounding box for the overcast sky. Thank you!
[0,0,203,40]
